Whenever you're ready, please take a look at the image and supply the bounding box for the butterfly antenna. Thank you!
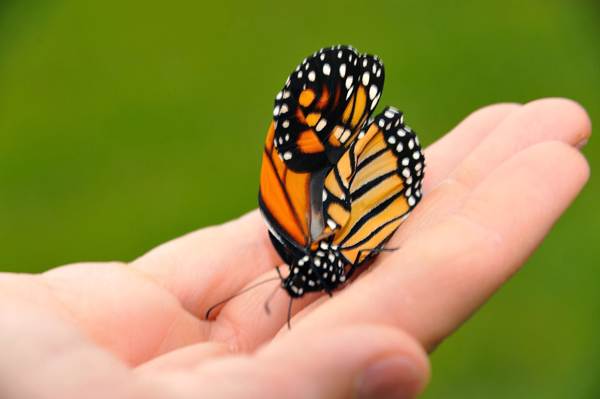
[204,276,281,320]
[264,266,285,315]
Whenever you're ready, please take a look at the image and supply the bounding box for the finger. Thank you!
[132,210,280,318]
[423,102,521,191]
[0,300,134,398]
[450,97,591,190]
[150,325,429,399]
[392,97,592,244]
[294,141,590,350]
[29,262,209,365]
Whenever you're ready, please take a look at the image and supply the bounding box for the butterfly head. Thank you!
[282,243,348,298]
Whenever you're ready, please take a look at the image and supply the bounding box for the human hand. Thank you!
[0,98,590,398]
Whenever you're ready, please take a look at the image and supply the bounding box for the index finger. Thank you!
[132,210,281,318]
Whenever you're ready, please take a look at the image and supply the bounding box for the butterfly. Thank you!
[259,45,425,299]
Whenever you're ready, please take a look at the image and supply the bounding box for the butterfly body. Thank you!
[277,239,347,298]
[259,45,424,299]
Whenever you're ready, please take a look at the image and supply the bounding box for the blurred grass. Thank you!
[0,0,599,397]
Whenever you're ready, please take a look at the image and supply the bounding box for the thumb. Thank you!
[179,324,429,399]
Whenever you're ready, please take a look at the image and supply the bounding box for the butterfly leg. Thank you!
[264,267,284,315]
[286,297,293,330]
[352,245,401,266]
[341,243,402,284]
[275,265,284,280]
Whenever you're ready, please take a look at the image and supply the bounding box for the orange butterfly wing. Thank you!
[259,121,312,251]
[323,107,425,265]
[271,46,384,172]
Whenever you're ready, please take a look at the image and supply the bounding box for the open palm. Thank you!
[0,98,590,399]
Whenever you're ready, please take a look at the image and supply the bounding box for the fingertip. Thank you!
[542,141,591,187]
[522,97,592,145]
[525,140,590,178]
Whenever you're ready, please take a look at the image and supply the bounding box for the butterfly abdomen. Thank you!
[282,241,348,297]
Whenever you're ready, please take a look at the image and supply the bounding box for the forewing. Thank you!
[272,45,384,172]
[259,121,312,257]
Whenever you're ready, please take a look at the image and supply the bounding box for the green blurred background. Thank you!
[1,0,598,397]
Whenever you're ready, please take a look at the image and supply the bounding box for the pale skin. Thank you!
[0,98,591,399]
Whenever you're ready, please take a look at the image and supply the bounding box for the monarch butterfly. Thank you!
[259,45,425,299]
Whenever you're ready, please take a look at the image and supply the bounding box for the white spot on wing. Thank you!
[339,63,346,78]
[340,129,351,143]
[345,86,354,99]
[369,85,378,100]
[371,93,381,109]
[362,71,370,86]
[316,119,327,132]
[345,76,353,89]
